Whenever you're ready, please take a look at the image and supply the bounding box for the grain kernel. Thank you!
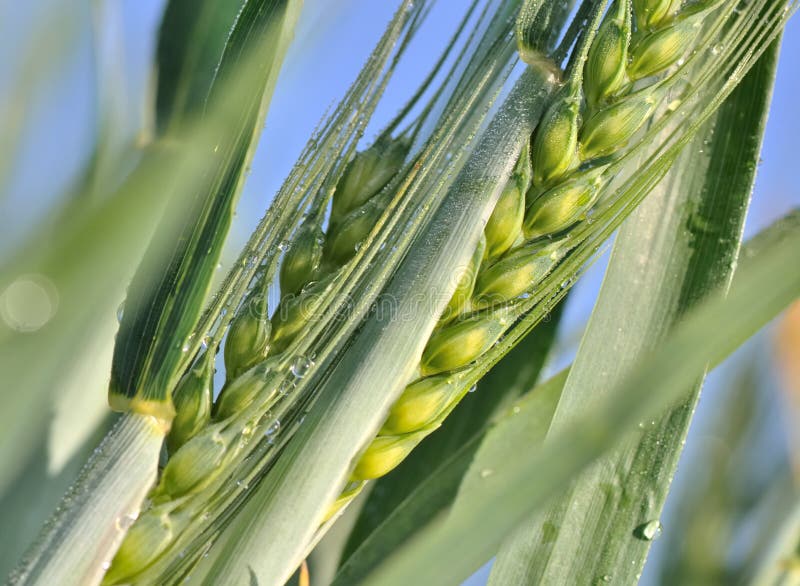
[166,351,213,453]
[381,375,461,435]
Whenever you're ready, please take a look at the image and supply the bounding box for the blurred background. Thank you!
[0,0,797,583]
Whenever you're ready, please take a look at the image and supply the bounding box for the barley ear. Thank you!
[330,137,409,223]
[166,350,214,453]
[214,358,280,420]
[157,429,228,499]
[579,91,656,159]
[380,375,462,435]
[324,194,388,266]
[102,509,174,584]
[472,241,565,309]
[270,273,336,353]
[633,0,680,30]
[279,222,324,297]
[584,0,631,108]
[484,140,529,259]
[350,431,430,481]
[224,293,271,381]
[628,17,700,80]
[523,166,607,239]
[530,85,581,188]
[421,307,513,376]
[442,234,486,321]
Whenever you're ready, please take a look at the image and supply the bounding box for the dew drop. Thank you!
[115,512,138,531]
[278,378,295,396]
[116,302,125,323]
[635,519,662,541]
[290,355,313,378]
[468,384,478,394]
[265,419,281,443]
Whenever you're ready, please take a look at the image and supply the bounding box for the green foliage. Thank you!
[2,1,797,585]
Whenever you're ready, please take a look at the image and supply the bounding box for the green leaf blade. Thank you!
[109,0,303,415]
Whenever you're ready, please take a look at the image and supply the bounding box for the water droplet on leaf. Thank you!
[635,519,662,541]
[290,355,313,378]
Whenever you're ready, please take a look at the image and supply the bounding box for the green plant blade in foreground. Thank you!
[488,38,783,586]
[361,218,800,585]
[109,0,303,417]
[7,415,163,586]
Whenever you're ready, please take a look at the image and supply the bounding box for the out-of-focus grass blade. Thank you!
[0,145,189,495]
[361,216,800,586]
[750,497,800,586]
[656,355,794,584]
[332,308,564,584]
[109,0,303,418]
[487,39,782,585]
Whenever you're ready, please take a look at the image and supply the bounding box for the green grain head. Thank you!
[584,0,631,108]
[523,166,607,239]
[224,294,271,381]
[472,241,566,309]
[279,222,324,297]
[214,357,280,420]
[421,307,513,376]
[530,85,581,188]
[628,18,699,80]
[270,274,334,353]
[380,374,463,435]
[102,509,173,584]
[441,234,486,321]
[325,194,387,267]
[331,137,409,222]
[158,428,228,499]
[350,431,429,480]
[633,0,683,31]
[166,351,214,453]
[484,144,529,258]
[579,91,656,159]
